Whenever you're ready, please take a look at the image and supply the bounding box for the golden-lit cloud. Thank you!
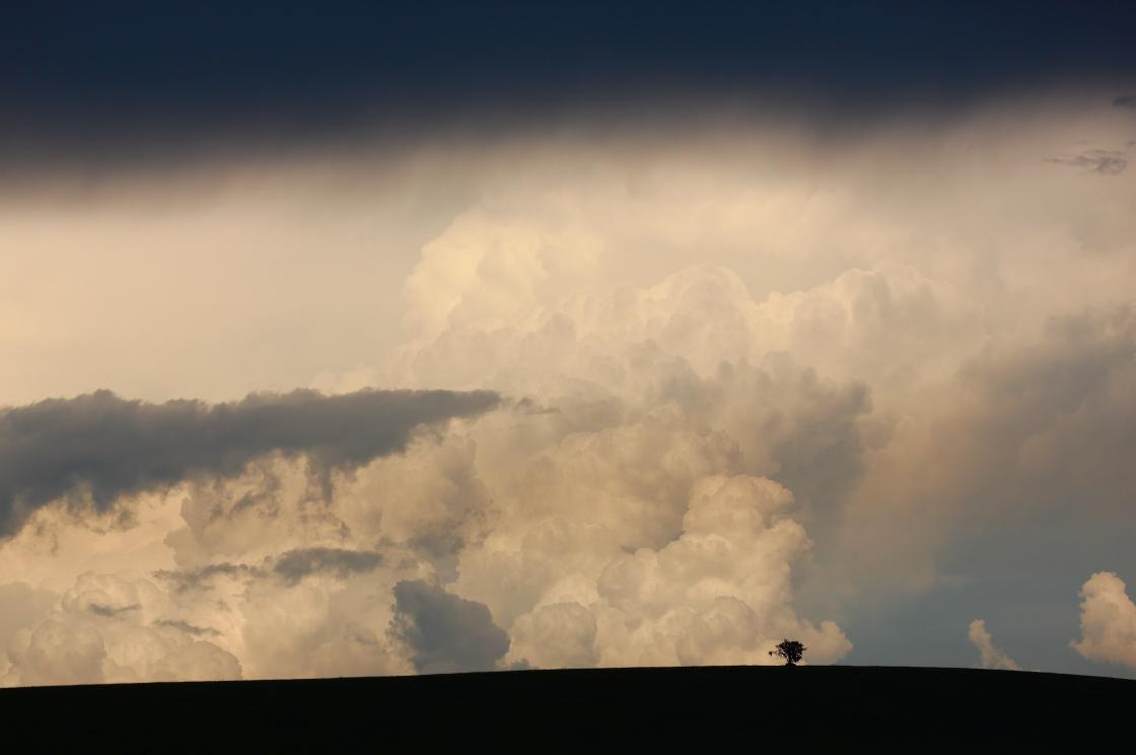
[1072,572,1136,670]
[968,619,1021,671]
[3,91,1136,683]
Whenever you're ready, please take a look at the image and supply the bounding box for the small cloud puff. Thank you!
[968,619,1021,671]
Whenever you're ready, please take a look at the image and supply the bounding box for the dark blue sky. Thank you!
[5,1,1136,165]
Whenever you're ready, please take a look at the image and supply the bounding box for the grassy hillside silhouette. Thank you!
[4,665,1132,750]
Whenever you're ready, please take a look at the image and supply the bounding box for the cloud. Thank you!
[1046,149,1128,174]
[4,98,1136,683]
[0,387,500,538]
[87,602,140,618]
[1072,572,1136,669]
[390,580,511,674]
[5,620,107,686]
[0,582,56,677]
[1114,95,1136,109]
[968,619,1021,670]
[942,307,1136,519]
[2,572,241,686]
[507,602,598,669]
[9,264,1115,680]
[581,475,852,667]
[834,303,1136,598]
[273,548,383,585]
[152,619,221,638]
[130,328,859,677]
[237,582,407,679]
[153,563,265,594]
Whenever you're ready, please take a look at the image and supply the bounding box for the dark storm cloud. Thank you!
[273,547,383,585]
[5,1,1136,171]
[0,388,500,538]
[390,580,510,674]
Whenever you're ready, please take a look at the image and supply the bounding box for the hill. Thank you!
[3,665,1132,750]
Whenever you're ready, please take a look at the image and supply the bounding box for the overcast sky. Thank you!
[3,1,1136,685]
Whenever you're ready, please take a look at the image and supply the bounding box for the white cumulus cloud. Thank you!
[1072,572,1136,669]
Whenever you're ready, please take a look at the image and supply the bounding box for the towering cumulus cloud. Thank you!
[0,388,500,538]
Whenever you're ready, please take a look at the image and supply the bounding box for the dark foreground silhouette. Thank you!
[3,665,1132,751]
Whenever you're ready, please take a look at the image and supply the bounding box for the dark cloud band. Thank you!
[0,387,500,537]
[5,1,1136,172]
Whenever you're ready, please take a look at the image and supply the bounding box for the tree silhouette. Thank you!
[769,639,806,666]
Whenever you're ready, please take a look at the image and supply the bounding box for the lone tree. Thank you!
[769,639,806,666]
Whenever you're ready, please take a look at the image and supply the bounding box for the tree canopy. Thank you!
[770,639,806,666]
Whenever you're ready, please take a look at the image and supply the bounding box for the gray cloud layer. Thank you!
[0,388,499,537]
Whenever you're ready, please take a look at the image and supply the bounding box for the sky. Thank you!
[3,1,1136,685]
